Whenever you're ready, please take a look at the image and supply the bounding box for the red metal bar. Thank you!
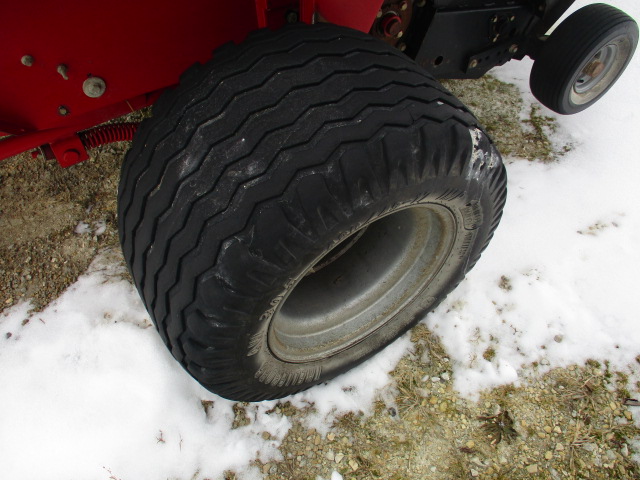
[0,90,160,162]
[255,0,269,28]
[316,0,383,32]
[300,0,317,24]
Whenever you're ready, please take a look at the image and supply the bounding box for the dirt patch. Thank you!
[0,111,149,311]
[256,327,640,480]
[0,144,127,310]
[442,76,568,162]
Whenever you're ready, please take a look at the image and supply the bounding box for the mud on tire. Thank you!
[118,24,507,401]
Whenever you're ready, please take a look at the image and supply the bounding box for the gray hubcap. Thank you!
[571,34,633,105]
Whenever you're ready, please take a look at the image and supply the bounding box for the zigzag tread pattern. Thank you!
[117,24,507,401]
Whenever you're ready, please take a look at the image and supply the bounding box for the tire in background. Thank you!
[530,3,638,115]
[118,24,507,401]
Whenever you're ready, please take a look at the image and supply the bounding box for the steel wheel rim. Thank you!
[268,204,456,363]
[571,35,633,105]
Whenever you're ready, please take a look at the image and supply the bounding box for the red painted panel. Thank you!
[0,1,258,133]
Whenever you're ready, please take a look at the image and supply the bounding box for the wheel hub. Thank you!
[268,204,456,363]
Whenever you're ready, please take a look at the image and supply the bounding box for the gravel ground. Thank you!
[1,77,638,480]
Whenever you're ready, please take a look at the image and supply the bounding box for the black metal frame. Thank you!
[405,0,576,78]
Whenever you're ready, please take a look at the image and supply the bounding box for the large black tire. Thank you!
[530,3,638,115]
[118,24,507,401]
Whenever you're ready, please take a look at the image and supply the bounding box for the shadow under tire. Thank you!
[530,3,638,115]
[117,23,507,401]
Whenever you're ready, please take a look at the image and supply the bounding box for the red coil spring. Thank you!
[79,122,139,150]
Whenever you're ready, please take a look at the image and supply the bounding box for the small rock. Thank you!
[441,372,450,381]
[326,451,335,462]
[526,464,538,474]
[624,410,633,421]
[555,443,565,451]
[335,453,344,464]
[553,426,562,434]
[431,377,441,382]
[327,433,336,441]
[553,335,564,343]
[545,451,553,460]
[621,444,629,457]
[540,358,550,366]
[466,440,476,449]
[349,459,359,471]
[262,463,271,474]
[544,426,552,433]
[430,466,437,473]
[470,469,479,477]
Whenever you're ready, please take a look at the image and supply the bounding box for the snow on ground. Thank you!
[1,1,639,479]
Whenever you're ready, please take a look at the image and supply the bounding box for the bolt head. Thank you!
[469,59,479,69]
[21,55,34,67]
[509,44,519,54]
[400,1,408,11]
[83,77,107,98]
[376,10,383,18]
[63,149,80,165]
[58,105,69,116]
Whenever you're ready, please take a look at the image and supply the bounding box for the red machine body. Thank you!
[0,0,382,165]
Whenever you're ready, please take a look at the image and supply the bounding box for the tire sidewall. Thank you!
[236,165,498,395]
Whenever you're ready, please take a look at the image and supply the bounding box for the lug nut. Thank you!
[469,59,479,69]
[58,105,70,116]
